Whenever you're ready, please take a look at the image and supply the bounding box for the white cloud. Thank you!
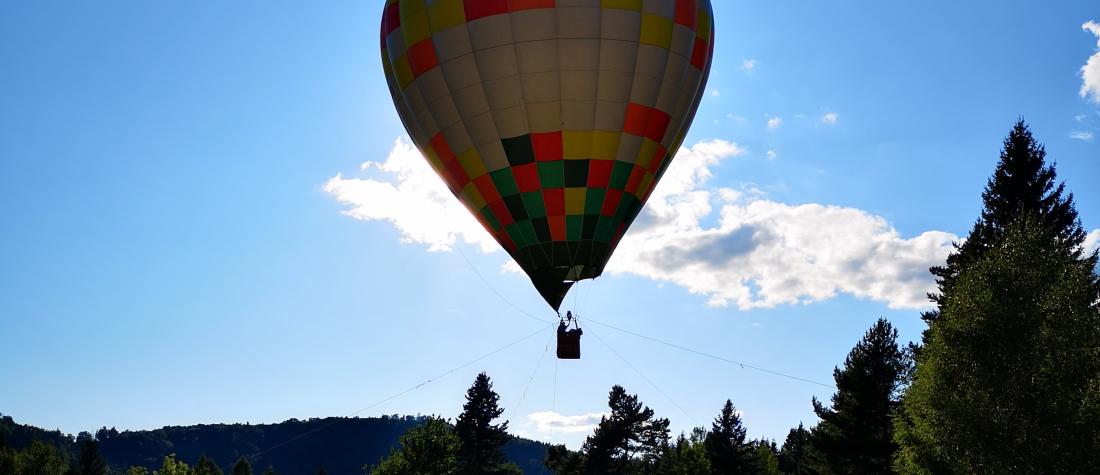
[327,138,960,310]
[766,150,777,160]
[603,141,959,310]
[741,59,757,71]
[323,139,497,252]
[822,112,839,124]
[711,89,721,97]
[1075,114,1088,122]
[1086,230,1100,255]
[1070,131,1095,141]
[767,116,782,129]
[1082,21,1100,103]
[527,411,608,434]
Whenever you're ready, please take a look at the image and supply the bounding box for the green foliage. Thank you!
[230,457,252,475]
[75,441,107,475]
[811,318,905,474]
[193,455,222,475]
[368,417,459,475]
[750,440,781,475]
[153,454,191,475]
[124,466,149,475]
[1,440,71,475]
[453,373,520,475]
[658,429,710,475]
[924,119,1093,331]
[703,400,754,474]
[582,385,667,473]
[895,218,1100,473]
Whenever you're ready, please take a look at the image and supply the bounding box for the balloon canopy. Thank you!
[381,0,715,310]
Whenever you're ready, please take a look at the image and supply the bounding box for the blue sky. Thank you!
[2,1,1098,450]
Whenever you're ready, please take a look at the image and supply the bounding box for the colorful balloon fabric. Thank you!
[381,0,715,310]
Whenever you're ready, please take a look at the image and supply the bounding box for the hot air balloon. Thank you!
[381,0,715,312]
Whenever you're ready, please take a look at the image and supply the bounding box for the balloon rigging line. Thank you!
[508,329,555,423]
[456,242,832,389]
[230,325,551,468]
[584,317,835,389]
[588,328,700,426]
[455,244,555,324]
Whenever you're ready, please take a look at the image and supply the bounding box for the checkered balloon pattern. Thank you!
[381,0,715,310]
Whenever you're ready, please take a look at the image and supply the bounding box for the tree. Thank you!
[922,119,1092,331]
[894,218,1100,473]
[703,400,754,474]
[583,385,665,473]
[453,373,520,475]
[659,428,710,475]
[154,454,191,475]
[75,440,107,475]
[15,441,69,475]
[261,467,277,475]
[811,318,905,473]
[193,455,223,475]
[751,440,781,475]
[369,417,458,475]
[231,457,252,475]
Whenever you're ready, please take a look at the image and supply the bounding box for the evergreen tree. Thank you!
[370,417,458,475]
[583,385,661,473]
[315,467,326,475]
[261,466,277,475]
[659,428,710,475]
[75,440,107,475]
[194,455,224,475]
[922,119,1093,331]
[703,400,754,474]
[453,373,520,475]
[811,318,905,474]
[751,439,781,475]
[231,457,252,475]
[778,424,807,474]
[156,454,191,475]
[894,218,1100,473]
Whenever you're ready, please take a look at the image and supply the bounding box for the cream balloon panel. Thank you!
[382,0,714,309]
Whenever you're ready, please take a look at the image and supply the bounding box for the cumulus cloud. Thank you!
[604,141,958,309]
[1086,230,1100,255]
[767,117,782,129]
[323,139,497,252]
[1083,21,1100,103]
[1070,131,1095,141]
[527,411,608,434]
[822,112,839,124]
[326,138,961,310]
[766,150,777,160]
[741,59,757,71]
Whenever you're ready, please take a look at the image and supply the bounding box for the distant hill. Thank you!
[0,413,551,474]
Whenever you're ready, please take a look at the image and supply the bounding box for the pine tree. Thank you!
[778,424,809,475]
[261,467,277,475]
[894,218,1100,473]
[370,417,459,475]
[811,318,905,474]
[231,456,253,475]
[193,455,224,475]
[703,400,754,474]
[582,385,662,473]
[660,428,710,475]
[75,440,107,475]
[453,373,520,475]
[922,119,1093,331]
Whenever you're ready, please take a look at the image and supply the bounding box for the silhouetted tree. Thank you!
[75,439,107,475]
[777,423,815,475]
[751,439,781,475]
[703,400,754,474]
[895,218,1100,473]
[660,428,710,474]
[194,454,224,475]
[811,318,904,473]
[922,119,1093,333]
[231,456,253,475]
[583,385,663,473]
[370,417,458,475]
[453,373,520,475]
[315,466,326,475]
[261,466,277,475]
[156,454,191,475]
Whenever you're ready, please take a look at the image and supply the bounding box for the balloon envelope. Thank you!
[381,0,715,310]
